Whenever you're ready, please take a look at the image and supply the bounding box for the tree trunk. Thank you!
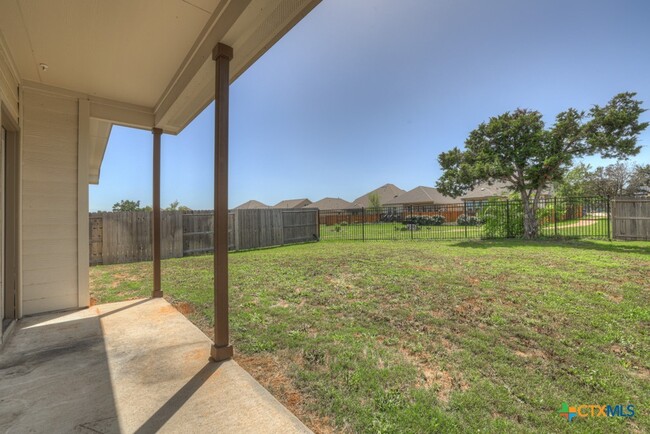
[519,191,540,239]
[522,202,539,239]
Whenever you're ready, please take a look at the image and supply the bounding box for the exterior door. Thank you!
[1,126,5,331]
[2,121,17,331]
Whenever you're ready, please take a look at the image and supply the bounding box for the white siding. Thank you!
[22,88,79,315]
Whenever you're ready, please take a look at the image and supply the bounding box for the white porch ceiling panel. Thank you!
[0,0,217,108]
[0,0,321,180]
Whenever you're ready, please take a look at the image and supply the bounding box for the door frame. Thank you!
[2,104,20,337]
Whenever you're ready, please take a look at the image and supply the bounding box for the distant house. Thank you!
[460,181,512,203]
[384,186,457,210]
[234,200,269,210]
[353,183,406,208]
[308,197,359,211]
[310,197,360,226]
[273,198,312,209]
[459,181,552,209]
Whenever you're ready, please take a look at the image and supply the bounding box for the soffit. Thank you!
[0,0,220,108]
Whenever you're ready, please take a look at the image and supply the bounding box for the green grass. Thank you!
[320,218,610,241]
[320,222,484,241]
[540,218,610,238]
[90,239,649,433]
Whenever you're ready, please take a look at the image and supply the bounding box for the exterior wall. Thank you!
[1,39,20,336]
[21,87,83,315]
[0,39,19,122]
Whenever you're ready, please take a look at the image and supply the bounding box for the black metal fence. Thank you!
[317,196,611,241]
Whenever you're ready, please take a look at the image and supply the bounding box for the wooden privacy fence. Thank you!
[612,197,650,240]
[90,208,319,265]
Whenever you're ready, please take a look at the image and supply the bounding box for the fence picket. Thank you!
[90,208,319,265]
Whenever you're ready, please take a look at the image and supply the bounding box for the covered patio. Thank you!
[0,297,311,432]
[0,0,322,430]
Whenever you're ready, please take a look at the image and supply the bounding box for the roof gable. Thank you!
[273,198,312,209]
[353,183,406,207]
[385,186,457,205]
[308,197,358,210]
[234,200,269,209]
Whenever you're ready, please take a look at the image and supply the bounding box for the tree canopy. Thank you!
[166,200,192,211]
[368,192,381,212]
[436,92,648,238]
[112,199,147,212]
[557,162,650,197]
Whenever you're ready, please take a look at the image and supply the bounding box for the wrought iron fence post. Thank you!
[606,196,611,241]
[463,201,468,238]
[410,205,414,240]
[554,197,558,237]
[506,199,511,238]
[362,207,365,242]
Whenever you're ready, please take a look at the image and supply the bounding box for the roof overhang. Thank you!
[0,0,321,183]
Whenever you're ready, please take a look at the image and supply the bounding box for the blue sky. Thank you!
[90,0,650,211]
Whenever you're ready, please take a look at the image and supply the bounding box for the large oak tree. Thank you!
[436,92,647,238]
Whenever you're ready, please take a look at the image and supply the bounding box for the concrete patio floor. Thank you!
[0,298,312,433]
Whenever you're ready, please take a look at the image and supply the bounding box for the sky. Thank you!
[90,0,650,211]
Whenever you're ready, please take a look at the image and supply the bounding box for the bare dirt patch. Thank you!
[174,301,195,315]
[513,348,547,359]
[235,351,336,434]
[606,293,623,303]
[272,299,291,308]
[630,366,649,381]
[439,337,460,353]
[453,297,486,318]
[398,346,468,403]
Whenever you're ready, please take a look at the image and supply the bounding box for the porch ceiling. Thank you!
[0,0,320,181]
[1,0,218,109]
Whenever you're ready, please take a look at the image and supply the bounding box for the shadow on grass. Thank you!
[450,238,650,255]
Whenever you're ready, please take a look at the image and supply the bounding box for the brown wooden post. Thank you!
[152,127,163,298]
[211,43,234,362]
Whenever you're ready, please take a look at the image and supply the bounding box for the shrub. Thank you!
[536,202,567,224]
[457,214,483,226]
[340,221,349,226]
[478,199,526,238]
[334,225,341,232]
[429,215,446,226]
[403,215,446,226]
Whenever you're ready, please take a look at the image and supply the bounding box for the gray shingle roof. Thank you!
[234,200,269,209]
[460,181,513,200]
[353,183,406,207]
[308,197,359,210]
[273,198,312,209]
[384,186,457,205]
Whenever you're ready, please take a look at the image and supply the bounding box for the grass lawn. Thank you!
[320,223,484,241]
[320,218,610,241]
[90,239,649,433]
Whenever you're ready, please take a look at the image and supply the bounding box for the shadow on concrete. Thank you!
[133,361,222,434]
[0,298,311,433]
[97,298,151,318]
[0,308,120,432]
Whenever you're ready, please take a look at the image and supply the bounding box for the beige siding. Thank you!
[0,45,18,120]
[22,88,79,315]
[0,39,19,121]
